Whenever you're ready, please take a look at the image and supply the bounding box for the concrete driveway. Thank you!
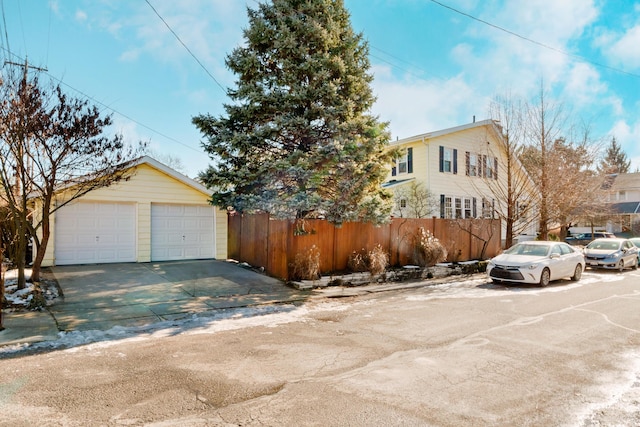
[0,260,309,347]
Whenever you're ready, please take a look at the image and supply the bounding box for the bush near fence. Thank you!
[228,213,501,281]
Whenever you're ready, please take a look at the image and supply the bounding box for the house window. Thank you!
[444,196,453,219]
[398,152,408,174]
[464,198,472,218]
[443,148,453,173]
[455,197,463,219]
[393,147,413,176]
[517,201,528,220]
[439,146,457,174]
[468,153,477,177]
[399,199,407,209]
[482,198,494,219]
[484,156,498,179]
[618,191,626,201]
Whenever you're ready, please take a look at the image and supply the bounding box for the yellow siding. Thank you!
[39,162,228,266]
[138,202,152,262]
[73,164,208,203]
[215,207,228,259]
[386,121,539,240]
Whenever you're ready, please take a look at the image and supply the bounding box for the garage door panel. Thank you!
[151,204,215,262]
[55,202,136,265]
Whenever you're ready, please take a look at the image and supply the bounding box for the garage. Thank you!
[54,201,136,265]
[151,204,215,261]
[39,157,227,267]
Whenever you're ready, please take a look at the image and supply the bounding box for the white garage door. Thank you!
[151,204,215,261]
[55,202,136,265]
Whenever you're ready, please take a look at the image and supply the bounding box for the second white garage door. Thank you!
[151,204,215,261]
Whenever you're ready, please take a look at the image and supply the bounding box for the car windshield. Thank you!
[586,241,620,250]
[504,244,550,257]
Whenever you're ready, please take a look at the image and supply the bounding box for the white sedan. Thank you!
[487,241,585,287]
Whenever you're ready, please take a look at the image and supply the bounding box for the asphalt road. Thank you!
[1,270,639,426]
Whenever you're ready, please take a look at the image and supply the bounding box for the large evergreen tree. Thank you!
[598,137,630,174]
[193,0,394,225]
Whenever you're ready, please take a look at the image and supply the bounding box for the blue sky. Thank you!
[2,0,640,178]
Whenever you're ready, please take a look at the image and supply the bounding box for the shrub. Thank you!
[292,245,321,280]
[412,227,447,267]
[445,242,462,263]
[347,249,368,273]
[348,245,389,276]
[368,244,388,276]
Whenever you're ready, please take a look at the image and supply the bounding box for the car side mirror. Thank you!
[550,253,560,259]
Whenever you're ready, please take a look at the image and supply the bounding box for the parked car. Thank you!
[565,232,616,246]
[487,241,585,287]
[583,238,639,271]
[631,238,640,267]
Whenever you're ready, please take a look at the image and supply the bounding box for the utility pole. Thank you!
[1,57,47,297]
[3,57,47,195]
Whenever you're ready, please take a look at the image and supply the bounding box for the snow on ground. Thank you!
[0,299,350,357]
[0,269,632,357]
[2,268,60,309]
[404,272,627,302]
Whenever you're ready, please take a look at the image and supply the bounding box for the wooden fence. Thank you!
[228,213,501,280]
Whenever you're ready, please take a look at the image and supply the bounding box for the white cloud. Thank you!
[371,64,481,139]
[75,9,87,22]
[561,62,607,107]
[607,25,640,70]
[479,0,598,46]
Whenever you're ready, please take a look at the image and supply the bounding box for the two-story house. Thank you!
[383,119,539,244]
[599,173,640,236]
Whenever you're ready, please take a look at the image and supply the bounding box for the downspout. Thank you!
[422,136,430,195]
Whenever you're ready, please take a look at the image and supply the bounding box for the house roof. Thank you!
[46,155,210,198]
[610,201,640,214]
[600,173,640,192]
[381,178,415,188]
[389,119,500,146]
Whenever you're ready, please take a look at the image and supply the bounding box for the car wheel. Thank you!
[634,258,638,270]
[618,260,625,272]
[571,264,582,281]
[539,268,550,287]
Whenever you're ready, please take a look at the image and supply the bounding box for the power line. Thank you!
[53,74,204,154]
[1,48,204,155]
[0,0,10,61]
[0,48,204,155]
[144,0,227,94]
[428,0,640,79]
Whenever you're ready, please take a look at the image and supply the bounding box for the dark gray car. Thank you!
[565,232,616,247]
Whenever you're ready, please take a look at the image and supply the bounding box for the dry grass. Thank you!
[367,244,388,276]
[292,245,321,280]
[412,227,447,267]
[347,245,388,276]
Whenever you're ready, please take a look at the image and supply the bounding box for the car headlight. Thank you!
[611,252,621,259]
[525,263,538,270]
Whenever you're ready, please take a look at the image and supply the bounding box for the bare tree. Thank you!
[482,93,540,248]
[521,84,568,240]
[520,85,599,240]
[393,181,438,218]
[0,66,142,288]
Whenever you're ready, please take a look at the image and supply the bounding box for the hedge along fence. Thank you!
[228,213,502,281]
